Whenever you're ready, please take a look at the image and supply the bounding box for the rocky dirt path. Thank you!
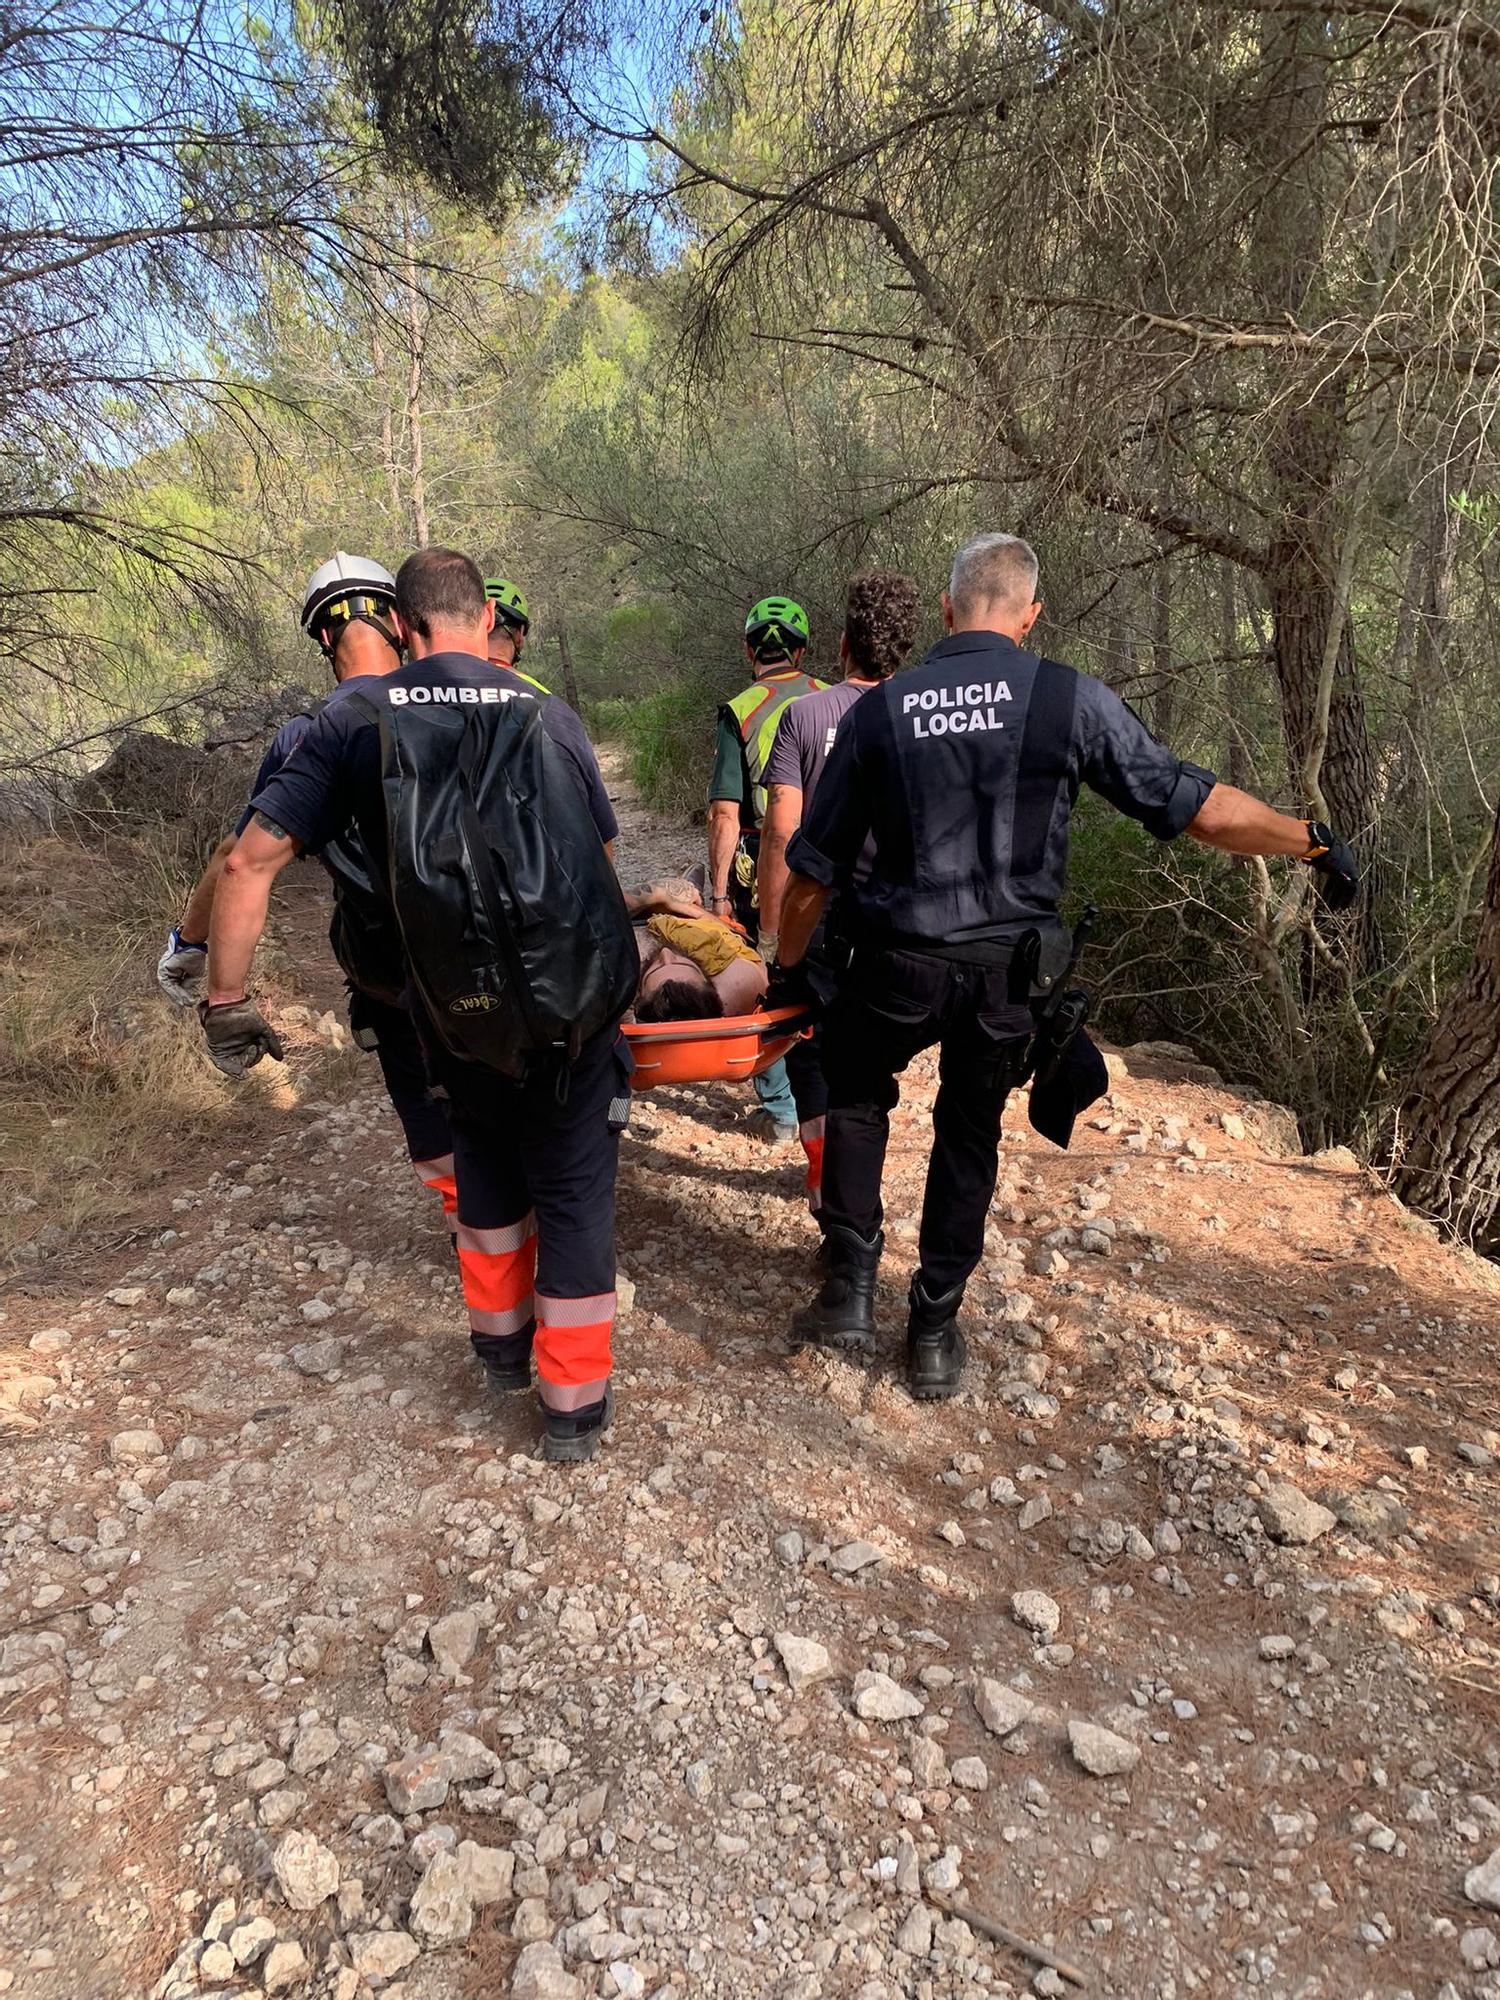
[4,752,1500,2000]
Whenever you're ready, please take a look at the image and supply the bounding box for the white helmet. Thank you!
[300,551,398,640]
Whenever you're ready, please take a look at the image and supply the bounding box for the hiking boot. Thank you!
[541,1388,614,1464]
[906,1274,967,1400]
[482,1353,532,1394]
[745,1107,797,1147]
[793,1224,882,1353]
[476,1331,533,1395]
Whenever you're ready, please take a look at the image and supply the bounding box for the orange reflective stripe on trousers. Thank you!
[799,1115,825,1213]
[535,1291,613,1411]
[412,1151,459,1221]
[456,1213,537,1339]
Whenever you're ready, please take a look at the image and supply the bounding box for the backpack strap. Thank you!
[1010,658,1079,878]
[342,689,379,726]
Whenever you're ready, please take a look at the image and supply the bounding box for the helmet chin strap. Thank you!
[320,611,402,668]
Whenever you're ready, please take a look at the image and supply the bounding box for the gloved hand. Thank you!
[764,959,820,1015]
[1302,821,1359,912]
[157,927,208,1008]
[756,929,779,966]
[199,997,285,1078]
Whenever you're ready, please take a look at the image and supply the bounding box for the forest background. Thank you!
[4,0,1500,1249]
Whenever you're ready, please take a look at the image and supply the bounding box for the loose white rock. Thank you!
[974,1678,1034,1737]
[428,1608,480,1675]
[775,1632,832,1696]
[511,1941,582,2000]
[1257,1481,1337,1545]
[1068,1720,1141,1777]
[262,1939,309,1993]
[1011,1590,1061,1640]
[409,1851,474,1945]
[227,1917,276,1967]
[851,1670,924,1722]
[456,1839,515,1905]
[348,1931,421,1983]
[383,1750,451,1813]
[288,1724,338,1777]
[271,1830,338,1911]
[109,1429,163,1463]
[1466,1849,1500,1912]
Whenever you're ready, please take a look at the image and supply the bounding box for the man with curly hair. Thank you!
[757,570,922,1223]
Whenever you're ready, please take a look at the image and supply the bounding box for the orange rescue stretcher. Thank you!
[621,1004,816,1090]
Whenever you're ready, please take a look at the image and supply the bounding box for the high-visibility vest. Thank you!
[723,668,828,827]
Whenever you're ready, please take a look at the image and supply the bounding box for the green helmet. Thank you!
[744,595,809,659]
[484,577,530,635]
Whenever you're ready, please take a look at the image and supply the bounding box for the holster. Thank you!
[1013,923,1075,1005]
[1031,986,1092,1087]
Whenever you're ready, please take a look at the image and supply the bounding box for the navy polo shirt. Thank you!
[786,631,1216,948]
[248,653,618,869]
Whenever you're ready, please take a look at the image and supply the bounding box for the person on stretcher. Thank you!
[623,879,769,1023]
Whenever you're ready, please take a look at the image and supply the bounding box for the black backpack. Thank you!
[350,687,637,1077]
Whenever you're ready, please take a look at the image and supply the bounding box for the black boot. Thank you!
[541,1388,613,1464]
[907,1274,966,1400]
[475,1330,533,1395]
[793,1224,882,1353]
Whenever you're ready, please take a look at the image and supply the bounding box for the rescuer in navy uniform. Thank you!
[776,532,1360,1400]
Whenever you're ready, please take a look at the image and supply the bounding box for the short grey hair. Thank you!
[949,533,1040,617]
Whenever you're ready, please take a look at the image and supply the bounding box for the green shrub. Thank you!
[596,678,719,819]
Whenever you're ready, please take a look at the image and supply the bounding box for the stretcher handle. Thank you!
[622,1005,817,1047]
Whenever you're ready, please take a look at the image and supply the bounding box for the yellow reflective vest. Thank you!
[723,668,828,827]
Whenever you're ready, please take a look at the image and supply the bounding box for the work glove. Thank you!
[157,927,208,1008]
[1302,821,1359,912]
[764,959,820,1016]
[756,929,779,966]
[199,997,285,1079]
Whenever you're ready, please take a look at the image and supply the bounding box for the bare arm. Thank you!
[756,782,803,937]
[179,833,238,942]
[206,813,301,1005]
[623,884,709,921]
[707,798,741,912]
[779,872,832,967]
[1185,784,1313,858]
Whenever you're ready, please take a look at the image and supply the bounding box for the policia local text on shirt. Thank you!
[777,531,1360,1403]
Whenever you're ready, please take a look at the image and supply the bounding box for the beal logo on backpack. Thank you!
[347,687,637,1077]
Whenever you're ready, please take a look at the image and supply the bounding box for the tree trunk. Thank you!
[1150,558,1173,742]
[1393,801,1500,1250]
[368,319,402,528]
[1221,564,1251,789]
[401,219,430,548]
[1264,385,1378,844]
[556,622,581,709]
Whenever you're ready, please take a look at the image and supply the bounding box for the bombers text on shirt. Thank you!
[388,683,533,706]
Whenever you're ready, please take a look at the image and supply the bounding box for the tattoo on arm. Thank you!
[253,810,291,841]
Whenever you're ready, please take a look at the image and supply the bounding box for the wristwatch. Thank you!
[1302,820,1334,861]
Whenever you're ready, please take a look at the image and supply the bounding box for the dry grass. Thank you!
[0,825,326,1265]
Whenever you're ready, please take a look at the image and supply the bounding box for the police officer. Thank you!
[158,553,461,1229]
[777,532,1360,1400]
